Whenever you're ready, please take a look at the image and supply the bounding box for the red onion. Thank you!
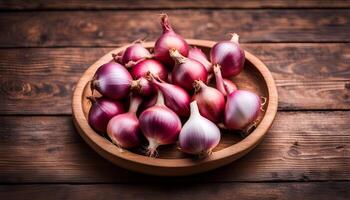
[224,90,261,130]
[91,62,153,99]
[91,62,133,99]
[192,80,225,123]
[188,47,212,72]
[179,101,221,156]
[154,14,189,67]
[149,73,190,117]
[107,96,142,149]
[87,96,125,134]
[210,33,245,78]
[121,42,151,68]
[139,91,182,157]
[213,65,237,96]
[170,49,208,91]
[131,59,168,81]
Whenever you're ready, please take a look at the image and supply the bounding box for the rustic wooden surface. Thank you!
[0,1,349,199]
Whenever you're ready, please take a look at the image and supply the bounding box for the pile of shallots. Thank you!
[88,14,264,157]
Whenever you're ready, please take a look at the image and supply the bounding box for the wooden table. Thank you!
[0,1,349,199]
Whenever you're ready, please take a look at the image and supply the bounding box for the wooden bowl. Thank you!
[72,39,278,176]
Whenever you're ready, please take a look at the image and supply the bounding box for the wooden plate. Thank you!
[72,39,278,176]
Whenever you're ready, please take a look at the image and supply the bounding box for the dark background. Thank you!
[0,0,349,199]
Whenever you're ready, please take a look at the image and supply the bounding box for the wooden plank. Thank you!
[1,0,349,9]
[0,10,349,47]
[0,182,349,200]
[0,111,349,183]
[1,44,349,114]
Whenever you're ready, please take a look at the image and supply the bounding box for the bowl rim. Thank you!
[72,39,278,172]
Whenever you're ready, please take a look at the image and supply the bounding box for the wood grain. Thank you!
[0,10,349,47]
[1,43,349,115]
[0,182,349,200]
[1,0,349,9]
[0,111,348,183]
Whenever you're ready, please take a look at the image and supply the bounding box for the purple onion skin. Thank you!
[154,14,189,67]
[107,113,141,148]
[121,43,151,66]
[192,81,225,123]
[139,105,182,145]
[210,35,245,78]
[224,90,261,130]
[188,47,212,72]
[132,77,154,97]
[151,78,190,117]
[172,58,208,91]
[213,64,238,96]
[138,94,157,115]
[92,62,132,99]
[131,59,168,81]
[88,97,125,134]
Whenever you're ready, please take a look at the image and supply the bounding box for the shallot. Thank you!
[87,96,125,134]
[154,14,189,67]
[192,80,225,123]
[170,49,207,91]
[224,90,261,130]
[131,59,168,81]
[120,42,151,67]
[107,96,142,148]
[210,33,245,78]
[91,62,153,99]
[179,101,221,156]
[139,91,182,157]
[149,73,190,117]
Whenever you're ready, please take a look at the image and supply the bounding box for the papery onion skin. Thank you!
[88,96,125,134]
[91,62,133,99]
[107,97,142,148]
[223,79,237,94]
[131,59,168,81]
[210,33,245,78]
[213,64,238,96]
[112,51,124,64]
[139,92,182,157]
[121,43,151,67]
[131,77,154,97]
[154,14,189,67]
[170,49,208,91]
[224,90,261,130]
[192,80,225,123]
[188,47,212,72]
[150,74,190,117]
[179,101,221,156]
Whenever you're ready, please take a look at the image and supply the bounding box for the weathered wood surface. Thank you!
[1,0,349,9]
[0,182,349,200]
[1,1,349,199]
[1,43,349,115]
[0,111,348,183]
[0,10,349,47]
